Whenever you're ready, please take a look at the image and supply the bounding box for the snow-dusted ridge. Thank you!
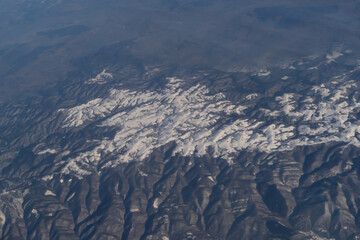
[37,149,57,155]
[59,69,360,177]
[85,69,113,85]
[60,77,251,176]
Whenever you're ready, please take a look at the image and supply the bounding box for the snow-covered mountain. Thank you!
[1,50,360,239]
[55,53,360,180]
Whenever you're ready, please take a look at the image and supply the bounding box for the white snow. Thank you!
[138,170,148,177]
[61,78,256,175]
[246,93,258,100]
[288,65,296,70]
[61,150,70,157]
[31,209,39,217]
[275,93,302,117]
[309,66,319,70]
[312,85,330,98]
[0,210,5,225]
[257,70,271,77]
[153,198,159,209]
[66,192,76,201]
[298,230,335,240]
[130,208,140,213]
[44,190,56,197]
[37,149,57,155]
[42,175,54,181]
[326,51,343,63]
[85,69,113,84]
[58,73,360,178]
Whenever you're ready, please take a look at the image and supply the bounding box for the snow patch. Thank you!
[37,149,57,155]
[31,209,39,217]
[61,150,70,157]
[44,190,56,197]
[130,208,140,213]
[85,69,113,84]
[0,210,5,225]
[66,192,76,201]
[257,70,271,77]
[298,230,335,240]
[138,170,148,177]
[326,51,343,63]
[42,175,54,181]
[153,198,159,209]
[246,93,258,100]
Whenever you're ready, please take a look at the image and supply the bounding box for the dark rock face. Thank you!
[2,143,360,239]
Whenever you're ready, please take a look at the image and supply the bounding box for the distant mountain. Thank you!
[1,0,360,102]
